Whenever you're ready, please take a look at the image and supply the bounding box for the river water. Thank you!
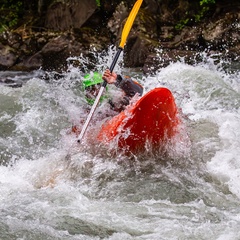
[0,51,239,239]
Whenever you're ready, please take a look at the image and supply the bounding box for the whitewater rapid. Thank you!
[0,53,239,239]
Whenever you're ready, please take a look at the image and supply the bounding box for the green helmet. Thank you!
[82,72,103,89]
[82,72,108,105]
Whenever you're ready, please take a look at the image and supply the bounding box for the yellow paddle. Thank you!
[77,0,143,143]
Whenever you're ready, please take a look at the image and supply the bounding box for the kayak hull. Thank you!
[97,88,180,154]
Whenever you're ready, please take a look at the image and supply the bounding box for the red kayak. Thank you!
[97,87,180,154]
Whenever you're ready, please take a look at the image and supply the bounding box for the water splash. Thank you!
[0,49,240,239]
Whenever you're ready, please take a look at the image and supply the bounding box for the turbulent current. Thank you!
[0,51,239,239]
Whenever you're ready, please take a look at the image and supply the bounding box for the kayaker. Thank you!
[71,70,143,134]
[82,70,143,112]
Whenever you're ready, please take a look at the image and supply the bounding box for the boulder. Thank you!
[45,0,98,31]
[0,43,18,70]
[107,3,158,68]
[202,12,240,51]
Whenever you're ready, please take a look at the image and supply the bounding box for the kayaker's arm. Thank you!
[102,69,144,112]
[115,74,143,97]
[102,69,143,97]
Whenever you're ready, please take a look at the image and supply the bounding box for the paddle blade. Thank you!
[119,0,143,49]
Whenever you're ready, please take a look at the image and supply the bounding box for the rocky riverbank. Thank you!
[0,0,239,74]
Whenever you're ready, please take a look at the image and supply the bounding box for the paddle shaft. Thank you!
[77,48,123,143]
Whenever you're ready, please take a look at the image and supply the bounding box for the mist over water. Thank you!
[0,48,239,239]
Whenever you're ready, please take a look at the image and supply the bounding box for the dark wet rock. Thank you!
[202,12,240,51]
[45,0,98,31]
[108,4,159,69]
[142,49,199,74]
[0,43,18,70]
[13,53,43,71]
[0,0,239,73]
[1,78,23,88]
[0,75,23,88]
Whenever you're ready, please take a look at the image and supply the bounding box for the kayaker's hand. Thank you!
[102,69,117,84]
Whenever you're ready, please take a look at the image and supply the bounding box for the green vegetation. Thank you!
[195,0,216,22]
[175,17,190,31]
[96,0,101,7]
[0,0,23,32]
[175,0,216,30]
[200,0,215,5]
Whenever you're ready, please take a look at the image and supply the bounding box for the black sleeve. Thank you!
[115,75,143,97]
